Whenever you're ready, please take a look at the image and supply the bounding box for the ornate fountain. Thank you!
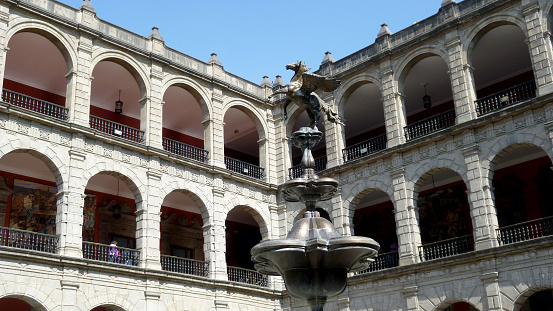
[252,62,380,310]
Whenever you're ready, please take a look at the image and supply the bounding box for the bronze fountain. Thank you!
[251,62,379,311]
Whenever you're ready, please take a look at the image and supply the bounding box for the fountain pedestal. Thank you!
[251,127,379,311]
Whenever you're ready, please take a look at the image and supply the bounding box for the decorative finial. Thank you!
[273,75,285,88]
[208,53,222,66]
[377,23,392,37]
[321,51,335,65]
[80,0,95,12]
[148,26,163,41]
[441,0,456,6]
[261,76,272,87]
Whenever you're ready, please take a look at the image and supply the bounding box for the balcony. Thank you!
[1,89,68,120]
[227,266,268,287]
[224,157,264,179]
[289,156,327,179]
[497,216,553,246]
[0,227,58,254]
[163,137,209,163]
[90,115,144,143]
[82,241,140,266]
[404,109,456,141]
[418,234,474,261]
[476,80,536,116]
[343,134,387,163]
[161,255,209,277]
[355,251,399,274]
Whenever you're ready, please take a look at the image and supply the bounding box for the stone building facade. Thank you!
[0,0,553,310]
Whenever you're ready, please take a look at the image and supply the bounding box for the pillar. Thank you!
[402,286,419,311]
[381,64,407,147]
[60,279,80,311]
[67,35,95,127]
[322,94,343,168]
[144,63,164,149]
[136,171,162,269]
[210,91,226,169]
[0,3,9,93]
[204,184,228,280]
[391,168,420,265]
[481,272,503,311]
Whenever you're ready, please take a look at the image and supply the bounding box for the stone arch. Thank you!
[160,178,212,224]
[0,293,48,311]
[224,198,270,240]
[221,100,268,140]
[433,299,480,311]
[90,52,150,99]
[285,104,306,137]
[6,20,77,73]
[410,157,469,201]
[513,286,553,311]
[85,292,136,311]
[335,73,383,116]
[395,47,450,91]
[160,77,212,121]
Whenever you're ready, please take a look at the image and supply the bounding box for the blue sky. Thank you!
[58,0,444,84]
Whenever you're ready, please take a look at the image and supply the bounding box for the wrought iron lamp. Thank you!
[423,83,432,109]
[115,90,123,114]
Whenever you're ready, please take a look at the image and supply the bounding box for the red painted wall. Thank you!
[3,79,65,107]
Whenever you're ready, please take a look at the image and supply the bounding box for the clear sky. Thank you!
[57,0,445,85]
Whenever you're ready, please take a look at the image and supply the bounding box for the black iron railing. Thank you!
[224,157,264,179]
[0,227,58,253]
[161,255,209,277]
[355,251,399,274]
[162,137,209,163]
[476,80,536,116]
[227,266,268,287]
[405,109,456,141]
[418,234,474,261]
[2,89,68,120]
[343,134,387,162]
[289,156,327,179]
[82,241,140,266]
[497,216,553,245]
[89,115,144,143]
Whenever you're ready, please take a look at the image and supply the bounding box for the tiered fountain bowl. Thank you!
[251,127,379,311]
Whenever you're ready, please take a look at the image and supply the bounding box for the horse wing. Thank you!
[301,72,341,94]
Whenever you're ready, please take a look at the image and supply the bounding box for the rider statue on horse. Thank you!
[269,61,344,128]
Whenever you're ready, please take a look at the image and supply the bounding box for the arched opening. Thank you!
[288,110,326,179]
[401,54,455,141]
[492,145,553,245]
[0,151,60,253]
[3,31,70,121]
[520,289,553,310]
[0,296,47,311]
[471,24,536,116]
[89,59,144,143]
[160,190,206,276]
[82,173,139,266]
[162,85,208,162]
[442,301,479,311]
[225,205,266,286]
[91,305,126,311]
[416,168,473,261]
[352,189,398,272]
[223,107,263,179]
[342,82,387,162]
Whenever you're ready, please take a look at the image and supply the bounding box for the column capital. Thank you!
[480,272,499,283]
[462,144,479,157]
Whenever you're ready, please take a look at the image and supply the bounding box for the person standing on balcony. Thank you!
[109,241,120,263]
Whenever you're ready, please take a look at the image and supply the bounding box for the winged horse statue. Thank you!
[269,61,344,128]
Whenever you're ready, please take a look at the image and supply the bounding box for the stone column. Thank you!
[273,115,288,184]
[144,281,161,311]
[210,92,226,169]
[523,1,553,96]
[402,286,419,311]
[204,185,228,280]
[145,63,164,149]
[0,3,9,93]
[381,64,406,148]
[446,33,478,123]
[391,168,420,265]
[481,272,503,311]
[0,47,8,93]
[322,94,343,168]
[56,148,87,258]
[332,188,350,236]
[135,173,162,270]
[67,35,95,127]
[60,279,80,311]
[337,297,350,311]
[462,140,499,250]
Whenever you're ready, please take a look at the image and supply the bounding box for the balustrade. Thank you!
[476,80,536,116]
[1,89,68,120]
[161,255,209,277]
[227,266,268,287]
[418,235,474,261]
[289,156,327,179]
[162,137,209,163]
[224,157,264,179]
[404,109,456,141]
[89,115,144,143]
[0,227,58,253]
[343,134,387,162]
[82,241,140,266]
[497,216,553,245]
[355,251,399,274]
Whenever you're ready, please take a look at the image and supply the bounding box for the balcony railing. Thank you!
[227,266,268,287]
[90,115,144,143]
[343,134,387,162]
[418,234,474,261]
[405,109,456,141]
[162,137,209,163]
[476,80,537,116]
[82,241,140,266]
[289,156,327,179]
[355,251,399,274]
[2,89,68,120]
[0,227,58,254]
[497,216,553,246]
[161,255,209,277]
[224,157,264,179]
